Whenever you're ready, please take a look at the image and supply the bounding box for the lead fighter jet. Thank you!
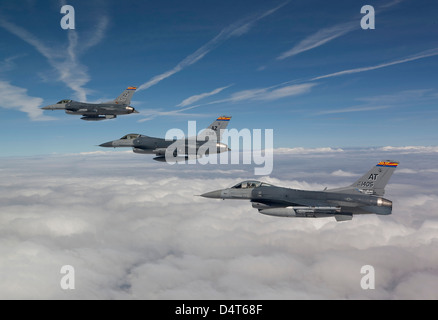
[201,160,399,222]
[41,87,138,121]
[99,116,232,162]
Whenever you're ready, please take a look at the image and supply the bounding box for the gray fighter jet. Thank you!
[201,160,399,222]
[42,87,138,121]
[99,116,232,162]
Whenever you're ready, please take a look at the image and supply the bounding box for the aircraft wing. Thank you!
[251,198,331,209]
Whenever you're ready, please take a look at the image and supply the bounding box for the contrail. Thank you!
[137,2,288,91]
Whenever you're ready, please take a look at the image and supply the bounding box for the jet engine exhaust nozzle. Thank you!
[377,198,392,207]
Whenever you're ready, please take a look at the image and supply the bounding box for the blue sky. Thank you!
[0,0,437,156]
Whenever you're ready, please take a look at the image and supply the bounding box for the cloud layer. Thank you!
[0,148,437,300]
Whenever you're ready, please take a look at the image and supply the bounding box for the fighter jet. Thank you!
[99,116,232,162]
[201,160,399,222]
[41,87,138,121]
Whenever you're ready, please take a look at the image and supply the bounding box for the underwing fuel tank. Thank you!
[252,202,278,210]
[81,116,110,121]
[260,206,341,217]
[133,148,153,154]
[153,156,189,163]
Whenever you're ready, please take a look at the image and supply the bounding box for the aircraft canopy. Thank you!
[120,134,141,140]
[231,181,272,189]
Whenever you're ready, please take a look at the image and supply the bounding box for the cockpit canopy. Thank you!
[57,99,72,104]
[231,181,272,189]
[120,134,141,140]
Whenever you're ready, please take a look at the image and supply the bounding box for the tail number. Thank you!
[358,181,374,188]
[119,92,129,102]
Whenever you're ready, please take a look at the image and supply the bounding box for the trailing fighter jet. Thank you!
[99,116,232,162]
[201,160,399,222]
[41,87,138,121]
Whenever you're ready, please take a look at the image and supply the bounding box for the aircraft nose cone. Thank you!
[99,141,113,148]
[200,190,222,199]
[41,105,53,110]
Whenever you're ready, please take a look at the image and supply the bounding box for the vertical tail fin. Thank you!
[329,160,399,196]
[198,116,231,141]
[114,87,137,105]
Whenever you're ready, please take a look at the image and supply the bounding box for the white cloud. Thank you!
[229,83,316,102]
[176,85,231,107]
[310,48,438,81]
[203,47,438,115]
[398,168,438,174]
[315,105,391,115]
[0,54,24,72]
[277,21,357,60]
[138,83,314,122]
[331,170,357,177]
[357,89,438,104]
[0,148,437,299]
[380,0,405,9]
[275,147,344,154]
[177,46,438,117]
[137,108,210,123]
[0,14,108,101]
[0,80,54,121]
[80,16,109,53]
[276,0,405,61]
[379,146,438,153]
[256,83,316,101]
